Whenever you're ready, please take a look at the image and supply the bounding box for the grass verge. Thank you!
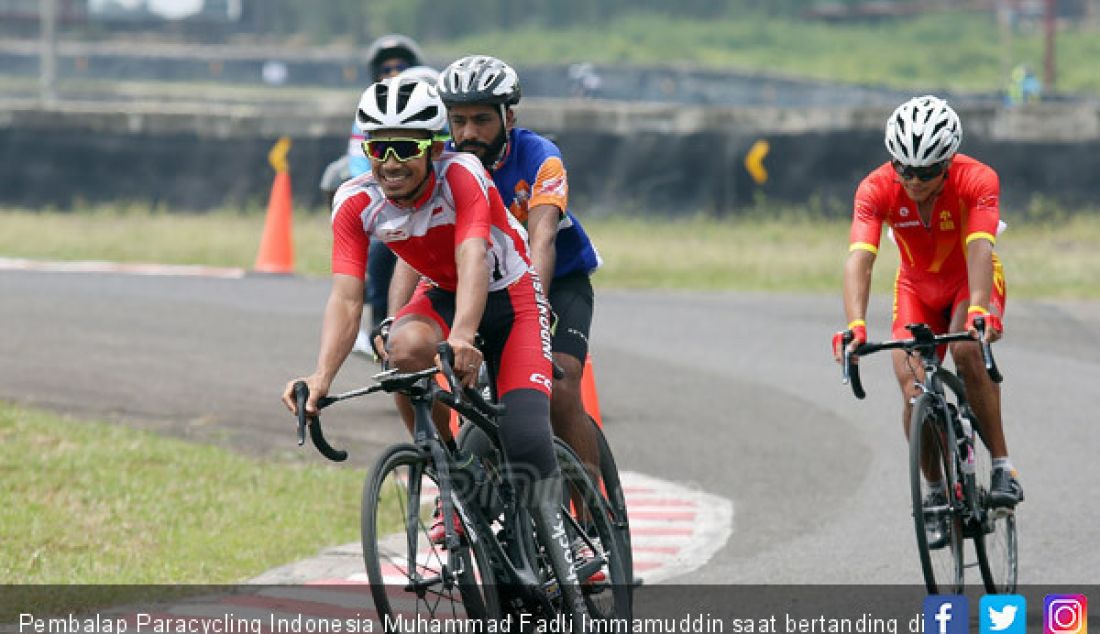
[1,205,1097,299]
[0,401,364,588]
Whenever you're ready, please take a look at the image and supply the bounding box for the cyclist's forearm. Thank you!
[842,249,876,325]
[451,238,489,342]
[965,239,995,310]
[315,274,364,382]
[527,205,560,293]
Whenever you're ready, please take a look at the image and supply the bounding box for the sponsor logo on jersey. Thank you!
[939,210,956,231]
[536,174,567,197]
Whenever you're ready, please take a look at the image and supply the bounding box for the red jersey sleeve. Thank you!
[444,162,493,247]
[331,191,371,277]
[958,164,1001,246]
[849,170,890,254]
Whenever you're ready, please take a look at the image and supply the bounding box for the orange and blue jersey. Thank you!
[453,128,601,280]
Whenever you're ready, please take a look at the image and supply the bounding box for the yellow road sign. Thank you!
[744,139,770,185]
[268,136,292,174]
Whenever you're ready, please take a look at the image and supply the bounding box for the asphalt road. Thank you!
[3,269,1097,584]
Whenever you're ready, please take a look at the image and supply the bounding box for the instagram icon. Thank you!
[1045,595,1088,634]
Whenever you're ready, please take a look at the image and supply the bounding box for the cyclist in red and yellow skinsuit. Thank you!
[833,95,1023,510]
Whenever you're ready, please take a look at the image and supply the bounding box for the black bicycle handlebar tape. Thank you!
[436,341,463,407]
[290,381,347,462]
[972,317,1004,384]
[842,331,867,399]
[293,381,309,446]
[552,362,565,381]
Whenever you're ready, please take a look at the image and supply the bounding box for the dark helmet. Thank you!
[437,55,521,107]
[365,33,425,81]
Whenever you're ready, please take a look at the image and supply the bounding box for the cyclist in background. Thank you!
[832,95,1023,510]
[345,35,433,354]
[283,77,574,571]
[433,55,604,480]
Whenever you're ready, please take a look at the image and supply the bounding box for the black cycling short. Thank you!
[547,271,594,363]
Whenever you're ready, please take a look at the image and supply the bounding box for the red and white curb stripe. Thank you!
[57,473,731,627]
[262,469,733,586]
[0,256,246,278]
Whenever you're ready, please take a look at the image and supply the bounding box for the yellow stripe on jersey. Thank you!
[849,242,879,254]
[965,231,997,246]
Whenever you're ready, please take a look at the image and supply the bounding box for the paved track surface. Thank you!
[3,269,1097,584]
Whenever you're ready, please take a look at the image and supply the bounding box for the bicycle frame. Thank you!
[840,320,1014,592]
[294,348,596,615]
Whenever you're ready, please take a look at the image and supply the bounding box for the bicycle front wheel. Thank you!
[590,417,634,587]
[555,438,633,621]
[971,412,1019,593]
[909,395,964,593]
[361,443,500,631]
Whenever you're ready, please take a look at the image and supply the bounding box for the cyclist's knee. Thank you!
[498,388,557,482]
[551,354,583,401]
[950,340,983,372]
[387,319,439,371]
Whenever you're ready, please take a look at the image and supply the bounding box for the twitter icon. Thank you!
[982,594,1027,634]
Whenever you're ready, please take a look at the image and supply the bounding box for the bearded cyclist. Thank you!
[832,95,1023,512]
[427,54,604,484]
[282,79,581,602]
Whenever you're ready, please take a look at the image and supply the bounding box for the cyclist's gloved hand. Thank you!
[832,320,867,364]
[965,306,1003,343]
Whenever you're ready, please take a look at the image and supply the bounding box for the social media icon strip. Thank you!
[1045,594,1088,634]
[926,595,970,634]
[981,594,1027,634]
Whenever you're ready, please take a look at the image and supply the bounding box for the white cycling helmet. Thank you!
[884,95,962,166]
[437,55,521,107]
[397,65,441,86]
[355,76,447,134]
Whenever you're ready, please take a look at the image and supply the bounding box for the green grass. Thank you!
[0,401,365,585]
[2,205,1098,299]
[439,11,1100,95]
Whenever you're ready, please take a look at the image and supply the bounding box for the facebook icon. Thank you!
[924,595,969,634]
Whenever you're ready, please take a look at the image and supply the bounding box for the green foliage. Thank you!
[437,10,1099,94]
[5,204,1097,298]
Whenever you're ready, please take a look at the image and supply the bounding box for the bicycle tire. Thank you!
[361,443,501,631]
[590,416,634,586]
[970,412,1019,593]
[909,394,965,593]
[553,438,633,622]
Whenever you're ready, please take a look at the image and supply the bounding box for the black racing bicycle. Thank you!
[841,319,1017,594]
[455,370,635,591]
[293,342,631,631]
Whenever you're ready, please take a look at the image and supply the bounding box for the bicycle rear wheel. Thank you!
[909,394,964,593]
[590,416,634,586]
[555,438,633,621]
[970,411,1019,593]
[361,443,500,631]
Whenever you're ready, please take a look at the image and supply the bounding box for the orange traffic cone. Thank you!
[581,353,602,427]
[254,137,295,274]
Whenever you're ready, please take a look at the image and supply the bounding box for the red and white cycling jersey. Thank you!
[331,151,532,291]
